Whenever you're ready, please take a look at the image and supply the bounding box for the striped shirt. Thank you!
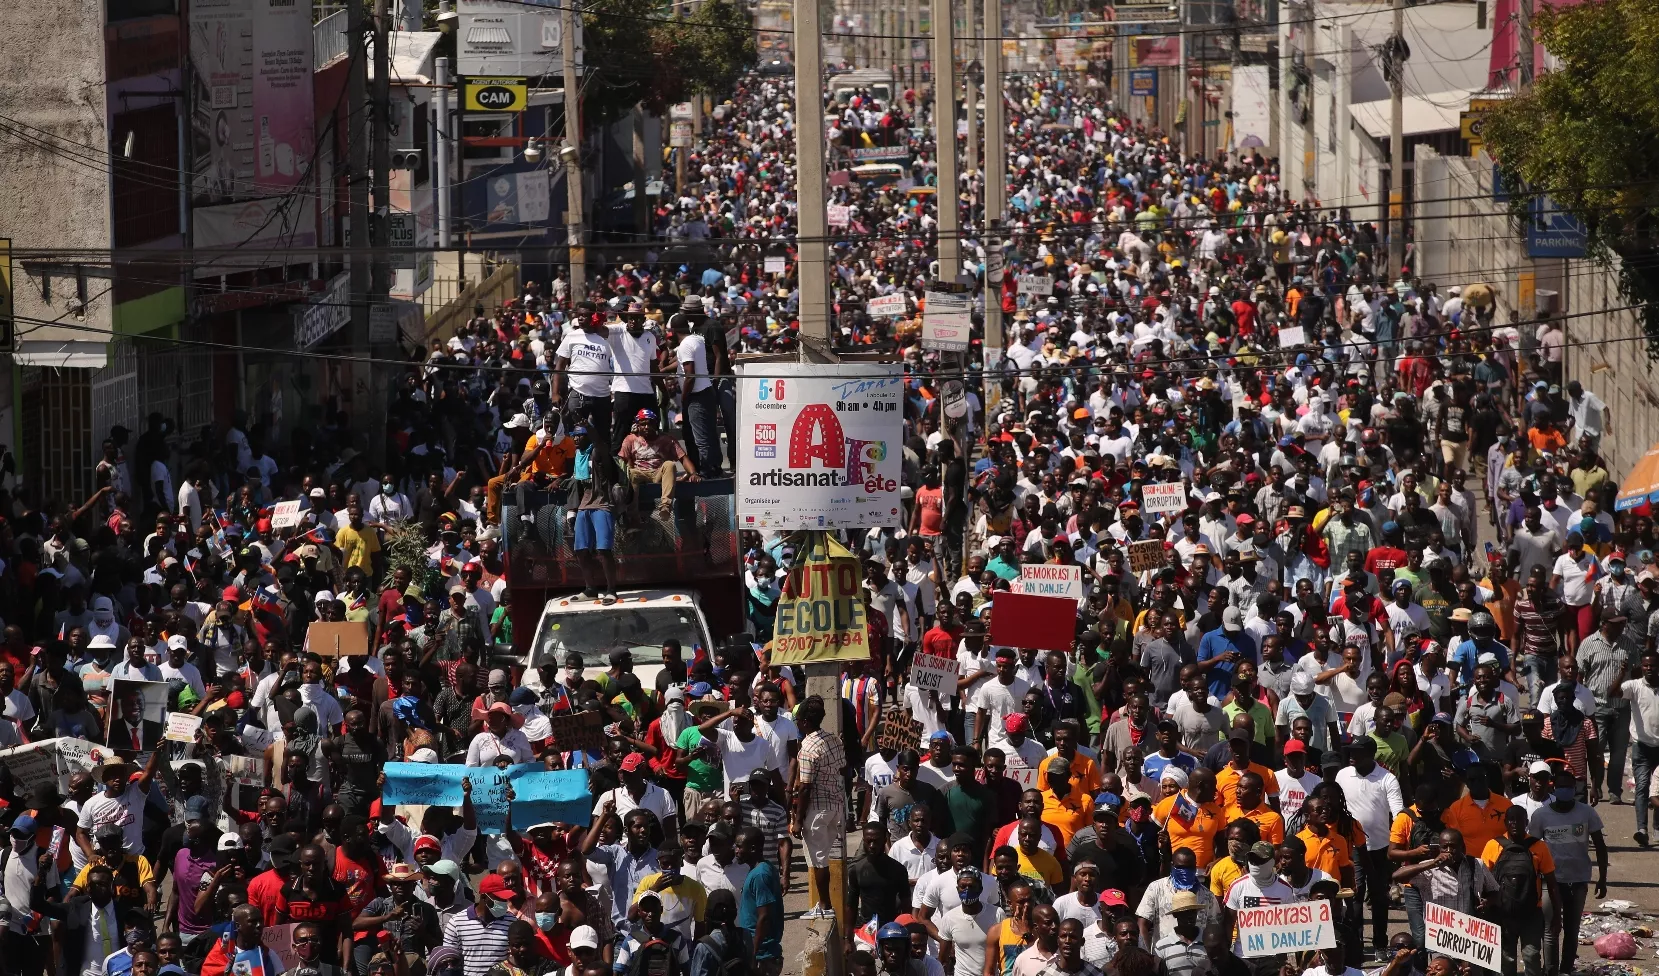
[441,906,514,976]
[1541,715,1599,783]
[741,799,790,871]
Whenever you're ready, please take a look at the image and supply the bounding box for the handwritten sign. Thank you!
[922,290,972,353]
[546,710,605,754]
[263,923,301,972]
[1237,900,1336,958]
[1004,754,1039,789]
[164,712,204,744]
[1277,325,1307,348]
[382,762,593,833]
[1016,274,1052,296]
[1141,481,1189,516]
[1425,903,1500,970]
[1127,539,1165,574]
[876,703,922,753]
[270,500,304,530]
[764,255,787,275]
[867,294,908,318]
[908,652,959,699]
[1016,564,1084,601]
[0,740,72,792]
[827,204,850,228]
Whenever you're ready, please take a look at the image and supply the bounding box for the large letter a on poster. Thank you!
[788,404,846,468]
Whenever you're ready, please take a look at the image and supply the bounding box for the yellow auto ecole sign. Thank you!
[465,78,528,113]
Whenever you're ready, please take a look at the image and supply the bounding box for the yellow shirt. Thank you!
[73,853,154,905]
[1209,855,1247,899]
[1016,845,1064,887]
[335,523,380,573]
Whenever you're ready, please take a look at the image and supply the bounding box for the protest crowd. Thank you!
[0,51,1645,976]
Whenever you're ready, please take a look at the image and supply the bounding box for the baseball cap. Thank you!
[8,815,36,838]
[167,634,189,651]
[1290,672,1315,695]
[569,925,601,950]
[619,753,647,773]
[1222,607,1244,633]
[1102,889,1128,907]
[1227,727,1252,745]
[1282,738,1307,756]
[184,796,211,822]
[1321,751,1346,771]
[477,874,513,900]
[217,832,244,851]
[413,835,443,857]
[94,823,124,843]
[1248,841,1276,861]
[422,859,464,880]
[1529,760,1555,777]
[1430,712,1454,725]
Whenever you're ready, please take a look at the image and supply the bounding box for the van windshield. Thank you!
[530,605,707,670]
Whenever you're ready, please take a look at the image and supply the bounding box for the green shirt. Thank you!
[944,781,997,853]
[1224,699,1275,745]
[1370,730,1410,777]
[675,726,722,792]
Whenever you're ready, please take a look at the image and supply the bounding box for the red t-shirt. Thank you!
[246,868,286,926]
[1364,546,1409,574]
[331,847,386,934]
[916,486,944,536]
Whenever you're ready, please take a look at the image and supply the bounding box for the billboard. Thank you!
[189,0,316,270]
[459,0,581,78]
[1135,36,1180,67]
[735,364,904,531]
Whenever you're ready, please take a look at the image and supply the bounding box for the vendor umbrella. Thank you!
[1615,442,1659,511]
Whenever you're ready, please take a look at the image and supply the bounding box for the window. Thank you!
[111,105,180,248]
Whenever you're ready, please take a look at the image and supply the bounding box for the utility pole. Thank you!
[933,0,959,280]
[346,0,370,400]
[794,0,831,343]
[434,56,452,248]
[1517,0,1533,89]
[632,106,649,235]
[1175,0,1186,151]
[372,0,392,312]
[965,71,978,214]
[1386,0,1405,277]
[982,0,1003,416]
[561,0,586,304]
[1300,0,1317,202]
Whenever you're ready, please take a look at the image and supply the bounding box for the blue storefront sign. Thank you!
[1129,68,1158,97]
[1526,195,1589,258]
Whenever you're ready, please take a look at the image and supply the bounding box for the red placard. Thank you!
[988,591,1078,652]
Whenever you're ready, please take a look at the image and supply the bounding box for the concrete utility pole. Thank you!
[633,105,649,235]
[933,0,959,279]
[982,0,1003,413]
[965,72,978,211]
[434,56,452,248]
[347,0,370,354]
[1517,0,1534,89]
[793,0,831,342]
[1300,0,1316,200]
[561,0,586,304]
[1387,0,1405,276]
[372,0,392,323]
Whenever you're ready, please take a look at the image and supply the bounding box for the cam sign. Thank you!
[736,364,904,530]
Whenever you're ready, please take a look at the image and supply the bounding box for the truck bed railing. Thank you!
[501,477,741,590]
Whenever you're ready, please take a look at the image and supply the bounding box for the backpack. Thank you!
[1490,837,1541,918]
[625,936,682,976]
[697,927,751,976]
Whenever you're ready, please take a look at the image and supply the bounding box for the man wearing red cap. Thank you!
[442,873,515,976]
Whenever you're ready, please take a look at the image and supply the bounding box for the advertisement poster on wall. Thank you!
[189,0,316,255]
[735,364,903,531]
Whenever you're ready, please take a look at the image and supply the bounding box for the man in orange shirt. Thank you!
[1223,771,1285,846]
[1039,757,1095,847]
[1154,767,1226,870]
[1215,729,1278,811]
[1527,416,1568,462]
[1442,764,1512,859]
[1295,794,1356,891]
[1039,721,1102,798]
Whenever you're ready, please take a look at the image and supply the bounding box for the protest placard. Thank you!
[546,710,605,754]
[1278,325,1307,348]
[908,651,959,699]
[875,703,922,753]
[106,679,169,752]
[308,621,370,659]
[223,755,267,813]
[763,255,787,275]
[1004,754,1040,789]
[922,290,972,352]
[163,712,204,744]
[1016,564,1084,601]
[382,762,592,833]
[867,294,908,318]
[270,500,304,530]
[264,923,301,972]
[988,592,1076,652]
[1236,900,1336,958]
[827,204,850,228]
[1142,481,1189,516]
[1016,274,1053,296]
[0,740,69,793]
[1127,539,1165,574]
[1424,903,1501,970]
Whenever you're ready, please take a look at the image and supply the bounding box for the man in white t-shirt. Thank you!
[556,306,617,448]
[77,754,158,854]
[672,309,724,478]
[606,307,660,454]
[972,648,1030,757]
[591,753,679,835]
[1222,842,1302,954]
[1274,739,1321,822]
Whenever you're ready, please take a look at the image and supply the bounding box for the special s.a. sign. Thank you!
[735,363,904,530]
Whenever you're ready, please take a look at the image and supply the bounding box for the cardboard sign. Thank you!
[309,621,370,659]
[163,712,204,744]
[987,591,1076,652]
[1016,564,1084,601]
[867,294,908,318]
[908,651,960,699]
[270,500,304,530]
[827,204,850,228]
[263,924,301,972]
[1004,754,1040,788]
[1425,903,1501,970]
[1278,325,1307,348]
[1127,539,1165,574]
[546,710,606,754]
[1237,900,1337,958]
[1142,481,1189,516]
[1016,274,1052,296]
[875,703,923,753]
[764,256,787,275]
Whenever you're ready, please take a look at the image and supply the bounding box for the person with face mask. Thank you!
[937,865,1002,976]
[1528,767,1607,976]
[1135,846,1219,945]
[2,814,56,976]
[366,472,413,524]
[171,796,222,943]
[85,597,127,649]
[1219,840,1301,954]
[440,873,517,976]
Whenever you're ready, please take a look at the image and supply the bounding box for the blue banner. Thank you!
[1129,69,1158,98]
[1527,195,1589,258]
[382,762,593,833]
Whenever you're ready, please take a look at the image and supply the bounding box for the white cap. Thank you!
[88,634,117,649]
[1528,760,1555,776]
[314,590,336,605]
[504,413,531,430]
[1291,672,1315,695]
[409,748,440,763]
[569,925,601,950]
[166,634,189,651]
[309,487,327,499]
[217,832,244,851]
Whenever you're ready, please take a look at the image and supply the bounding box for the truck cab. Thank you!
[502,477,743,687]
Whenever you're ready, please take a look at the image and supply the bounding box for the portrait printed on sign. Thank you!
[106,679,169,752]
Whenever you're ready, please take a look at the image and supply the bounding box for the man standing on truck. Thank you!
[556,302,617,450]
[606,298,661,455]
[568,425,621,605]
